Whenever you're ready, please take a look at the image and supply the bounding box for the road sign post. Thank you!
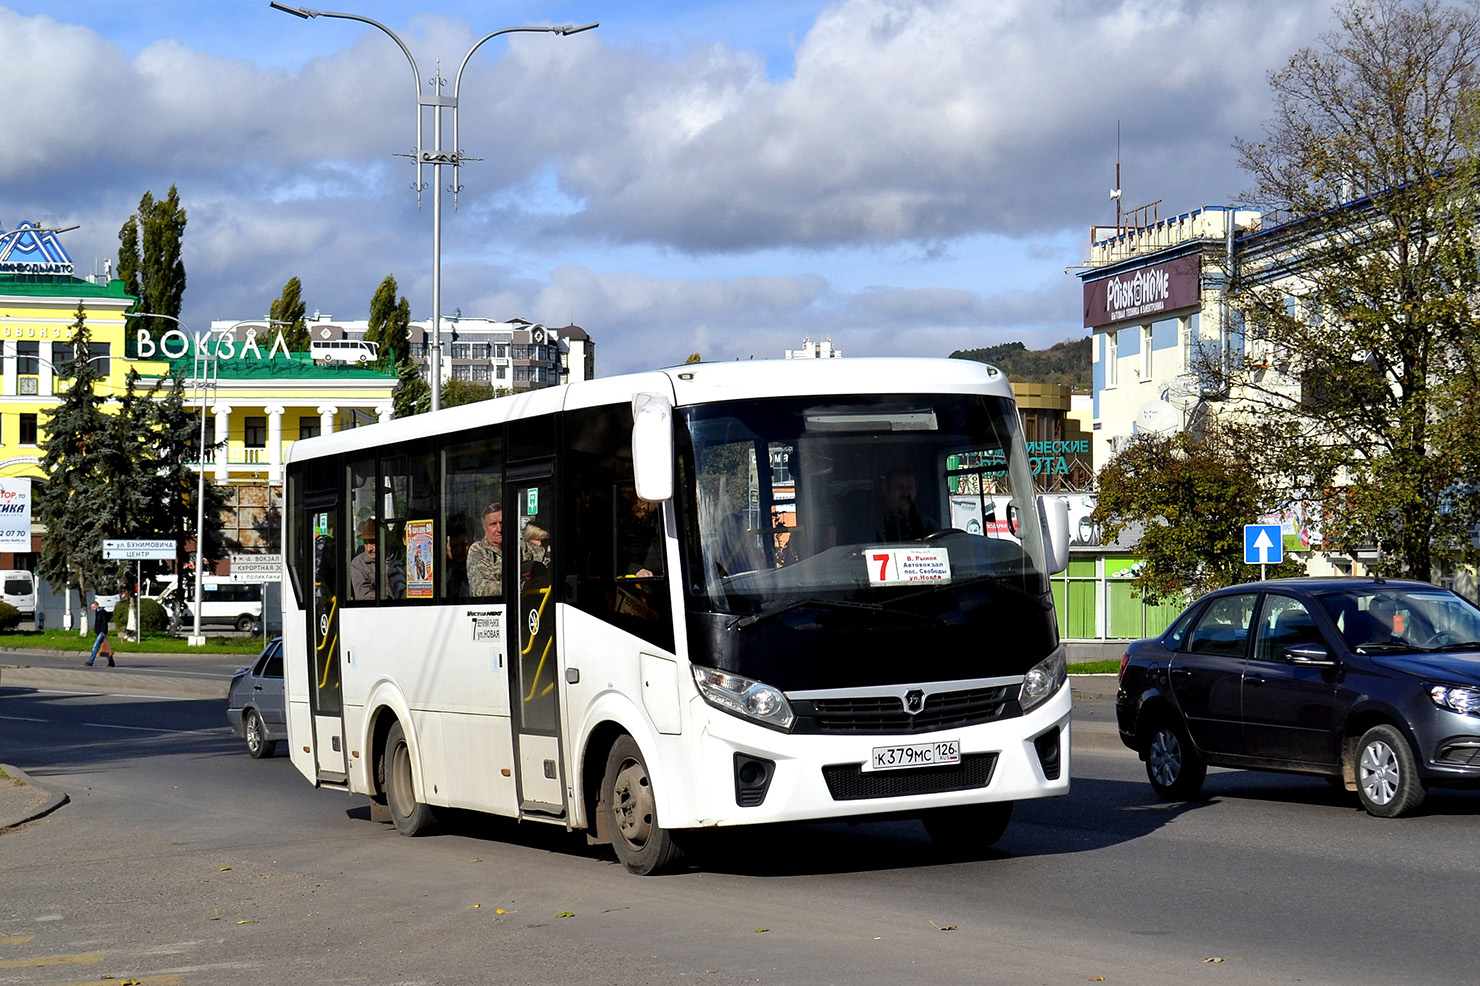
[230,554,283,584]
[103,539,176,561]
[1244,524,1283,579]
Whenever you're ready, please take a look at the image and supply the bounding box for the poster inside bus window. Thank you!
[405,519,434,597]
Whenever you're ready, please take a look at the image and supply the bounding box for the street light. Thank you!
[269,3,598,412]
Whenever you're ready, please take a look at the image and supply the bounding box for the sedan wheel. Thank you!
[245,710,276,759]
[1145,718,1206,800]
[1355,724,1426,818]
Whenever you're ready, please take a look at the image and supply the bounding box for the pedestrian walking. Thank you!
[86,600,115,667]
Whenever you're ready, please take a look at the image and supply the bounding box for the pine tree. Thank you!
[140,372,233,618]
[34,306,112,623]
[270,277,309,351]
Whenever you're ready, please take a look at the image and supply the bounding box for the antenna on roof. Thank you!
[1110,119,1122,228]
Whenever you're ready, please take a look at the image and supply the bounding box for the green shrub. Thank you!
[0,601,19,631]
[138,597,169,634]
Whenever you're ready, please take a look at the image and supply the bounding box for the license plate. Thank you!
[866,739,961,771]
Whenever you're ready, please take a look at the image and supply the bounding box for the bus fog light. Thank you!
[1020,645,1067,714]
[693,667,795,731]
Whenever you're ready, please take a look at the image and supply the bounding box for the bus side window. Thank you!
[565,404,675,652]
[444,436,504,601]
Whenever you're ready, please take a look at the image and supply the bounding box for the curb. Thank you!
[0,763,68,830]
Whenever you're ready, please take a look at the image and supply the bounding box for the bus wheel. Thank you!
[603,735,685,875]
[922,801,1012,852]
[384,721,438,836]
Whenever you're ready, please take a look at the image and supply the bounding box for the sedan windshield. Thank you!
[675,393,1051,619]
[1320,586,1480,653]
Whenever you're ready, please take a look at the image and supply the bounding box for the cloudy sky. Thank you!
[0,0,1337,375]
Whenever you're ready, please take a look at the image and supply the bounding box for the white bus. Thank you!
[309,339,379,364]
[282,358,1072,874]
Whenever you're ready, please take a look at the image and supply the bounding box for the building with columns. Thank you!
[0,222,398,568]
[219,313,596,393]
[160,353,396,550]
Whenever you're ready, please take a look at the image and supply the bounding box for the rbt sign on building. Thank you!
[0,479,30,551]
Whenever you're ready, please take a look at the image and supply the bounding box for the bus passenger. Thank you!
[350,520,377,600]
[467,503,503,597]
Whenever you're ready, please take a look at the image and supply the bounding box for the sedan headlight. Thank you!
[1429,684,1480,717]
[692,667,795,731]
[1020,645,1067,714]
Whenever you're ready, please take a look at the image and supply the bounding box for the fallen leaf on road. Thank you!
[929,921,957,932]
[754,928,769,934]
[556,911,575,919]
[1204,957,1224,964]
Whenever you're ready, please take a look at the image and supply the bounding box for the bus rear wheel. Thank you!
[602,735,685,875]
[384,721,438,836]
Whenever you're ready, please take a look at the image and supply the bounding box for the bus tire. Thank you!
[384,721,438,836]
[602,735,685,875]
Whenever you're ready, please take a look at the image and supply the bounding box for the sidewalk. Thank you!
[0,763,68,830]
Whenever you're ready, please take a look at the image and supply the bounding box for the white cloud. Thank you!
[1,0,1336,378]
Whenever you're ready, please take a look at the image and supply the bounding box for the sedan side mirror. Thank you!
[1285,643,1336,667]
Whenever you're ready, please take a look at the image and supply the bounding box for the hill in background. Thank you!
[950,338,1090,390]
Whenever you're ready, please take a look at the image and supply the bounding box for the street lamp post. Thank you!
[269,3,597,412]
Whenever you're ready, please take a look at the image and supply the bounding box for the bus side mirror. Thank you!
[632,392,674,502]
[1038,495,1069,574]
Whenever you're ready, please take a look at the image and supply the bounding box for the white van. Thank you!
[0,570,35,618]
[152,577,263,632]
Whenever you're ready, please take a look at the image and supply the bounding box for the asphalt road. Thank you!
[2,669,1478,985]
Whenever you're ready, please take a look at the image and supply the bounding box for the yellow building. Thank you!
[0,223,396,567]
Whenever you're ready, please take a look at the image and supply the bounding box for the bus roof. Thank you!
[285,357,1011,464]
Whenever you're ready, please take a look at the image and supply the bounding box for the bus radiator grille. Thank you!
[820,753,997,801]
[794,686,1016,735]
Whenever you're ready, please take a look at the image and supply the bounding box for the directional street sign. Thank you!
[103,539,176,560]
[1243,524,1284,566]
[230,554,283,584]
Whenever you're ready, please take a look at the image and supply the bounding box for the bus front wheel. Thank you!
[383,721,438,837]
[602,735,685,875]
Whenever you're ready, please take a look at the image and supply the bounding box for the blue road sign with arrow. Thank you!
[1244,524,1283,565]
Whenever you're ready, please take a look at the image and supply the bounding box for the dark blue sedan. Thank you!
[1117,578,1480,816]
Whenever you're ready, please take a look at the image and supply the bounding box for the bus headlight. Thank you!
[693,667,795,731]
[1020,645,1067,714]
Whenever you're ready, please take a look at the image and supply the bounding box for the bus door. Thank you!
[304,496,348,782]
[509,472,565,815]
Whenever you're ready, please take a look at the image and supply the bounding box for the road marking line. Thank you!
[0,952,101,969]
[0,715,214,735]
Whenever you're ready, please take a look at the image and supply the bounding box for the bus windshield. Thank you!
[676,393,1050,620]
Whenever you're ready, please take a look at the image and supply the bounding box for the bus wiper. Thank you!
[728,597,937,631]
[891,572,1042,606]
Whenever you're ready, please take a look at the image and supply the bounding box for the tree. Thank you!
[365,275,412,370]
[441,378,511,407]
[117,186,187,343]
[140,371,234,617]
[270,277,309,351]
[34,306,113,624]
[684,352,702,364]
[1093,429,1303,604]
[1226,0,1480,578]
[394,356,431,419]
